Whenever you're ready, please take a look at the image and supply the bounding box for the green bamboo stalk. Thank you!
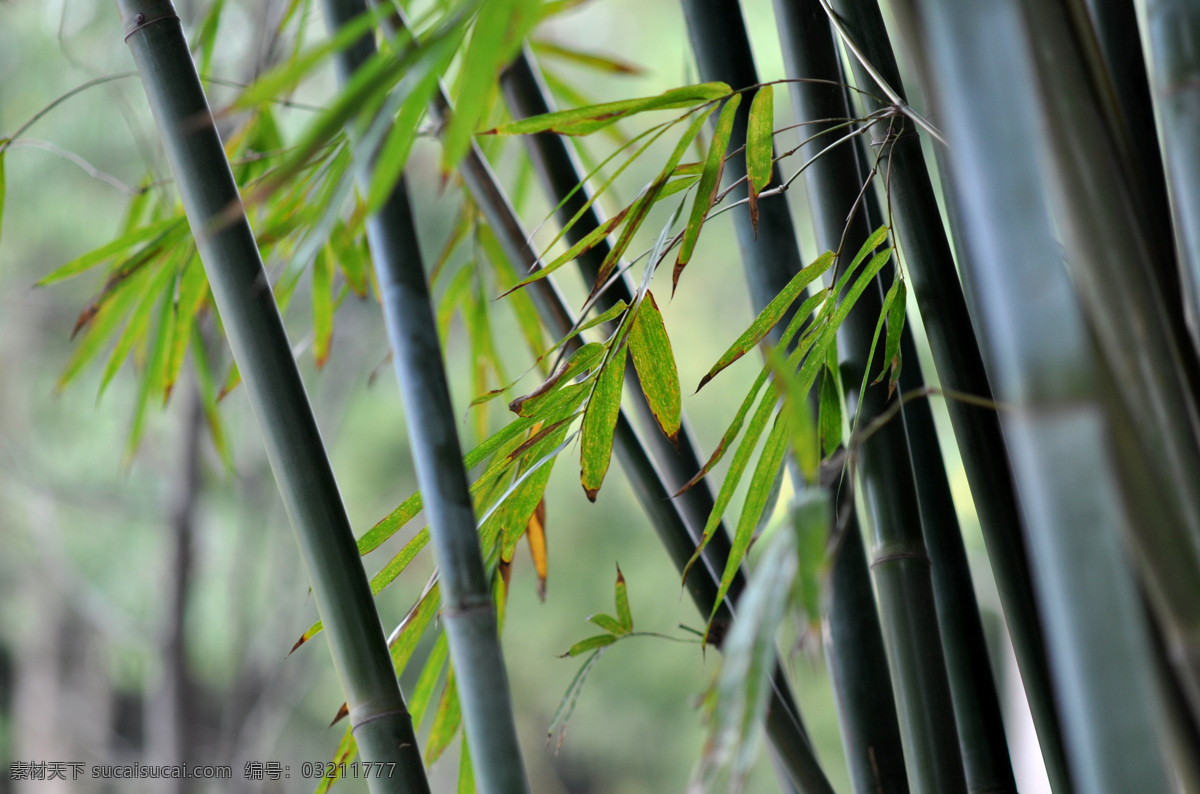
[1011,0,1200,722]
[907,3,1175,790]
[320,3,530,793]
[1143,0,1200,352]
[772,4,1015,790]
[821,2,1073,789]
[114,3,427,791]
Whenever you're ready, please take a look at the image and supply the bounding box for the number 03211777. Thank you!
[300,761,397,779]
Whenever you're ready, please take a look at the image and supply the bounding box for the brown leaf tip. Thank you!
[289,635,307,654]
[328,703,349,728]
[584,485,599,503]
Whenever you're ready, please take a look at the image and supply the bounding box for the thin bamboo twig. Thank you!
[821,1,1073,789]
[910,1,1175,790]
[114,4,426,792]
[321,2,531,793]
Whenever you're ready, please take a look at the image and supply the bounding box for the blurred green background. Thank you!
[0,1,1029,792]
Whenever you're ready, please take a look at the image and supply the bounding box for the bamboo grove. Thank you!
[6,0,1200,791]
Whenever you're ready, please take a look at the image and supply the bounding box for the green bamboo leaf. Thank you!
[193,0,226,76]
[390,583,442,675]
[657,173,701,202]
[614,565,633,632]
[497,421,572,562]
[628,292,681,441]
[366,54,448,213]
[509,342,605,416]
[314,727,356,794]
[313,244,333,368]
[848,224,890,273]
[874,278,906,392]
[331,222,369,296]
[425,668,462,765]
[457,735,475,794]
[501,208,627,294]
[190,324,233,472]
[531,39,645,75]
[588,613,624,634]
[442,0,540,173]
[37,218,185,287]
[711,410,792,626]
[745,85,774,234]
[580,346,627,501]
[563,634,617,657]
[97,257,175,400]
[768,346,818,479]
[368,528,431,596]
[819,364,843,458]
[792,489,831,628]
[162,252,206,402]
[126,279,178,462]
[548,648,607,750]
[232,5,388,109]
[486,82,732,136]
[699,251,835,391]
[675,94,740,294]
[410,632,449,729]
[57,261,161,392]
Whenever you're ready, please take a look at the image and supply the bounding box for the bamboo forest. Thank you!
[1,0,1198,792]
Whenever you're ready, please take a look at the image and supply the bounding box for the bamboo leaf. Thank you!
[819,364,843,458]
[509,342,604,416]
[675,94,741,293]
[548,647,607,750]
[527,498,548,600]
[711,410,792,627]
[699,251,835,391]
[458,736,476,794]
[410,632,449,729]
[425,668,462,765]
[485,82,732,136]
[502,209,627,293]
[531,39,645,75]
[390,583,442,676]
[874,278,906,393]
[579,346,627,501]
[314,726,357,794]
[563,634,617,657]
[540,300,629,362]
[126,277,178,461]
[442,0,540,173]
[366,59,445,213]
[746,85,774,234]
[628,292,681,441]
[588,613,624,634]
[37,218,185,287]
[368,528,431,596]
[313,244,334,368]
[161,252,206,402]
[614,565,633,632]
[190,324,233,472]
[97,257,174,399]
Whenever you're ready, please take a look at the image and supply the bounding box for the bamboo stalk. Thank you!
[821,1,1073,789]
[772,4,1014,789]
[1143,0,1200,353]
[114,3,427,791]
[320,2,530,792]
[1011,0,1200,722]
[908,1,1175,790]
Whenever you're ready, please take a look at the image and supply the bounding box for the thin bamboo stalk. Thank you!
[772,6,1015,790]
[320,3,530,793]
[909,2,1175,791]
[821,2,1073,789]
[1012,0,1200,722]
[114,3,426,792]
[1143,0,1200,352]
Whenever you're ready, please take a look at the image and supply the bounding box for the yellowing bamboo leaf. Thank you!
[746,85,774,234]
[699,251,835,391]
[527,498,548,601]
[628,292,681,441]
[580,347,627,501]
[442,0,540,173]
[313,244,333,368]
[486,82,732,137]
[675,94,741,294]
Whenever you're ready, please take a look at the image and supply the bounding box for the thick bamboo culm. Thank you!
[321,2,531,793]
[905,0,1175,790]
[115,3,427,792]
